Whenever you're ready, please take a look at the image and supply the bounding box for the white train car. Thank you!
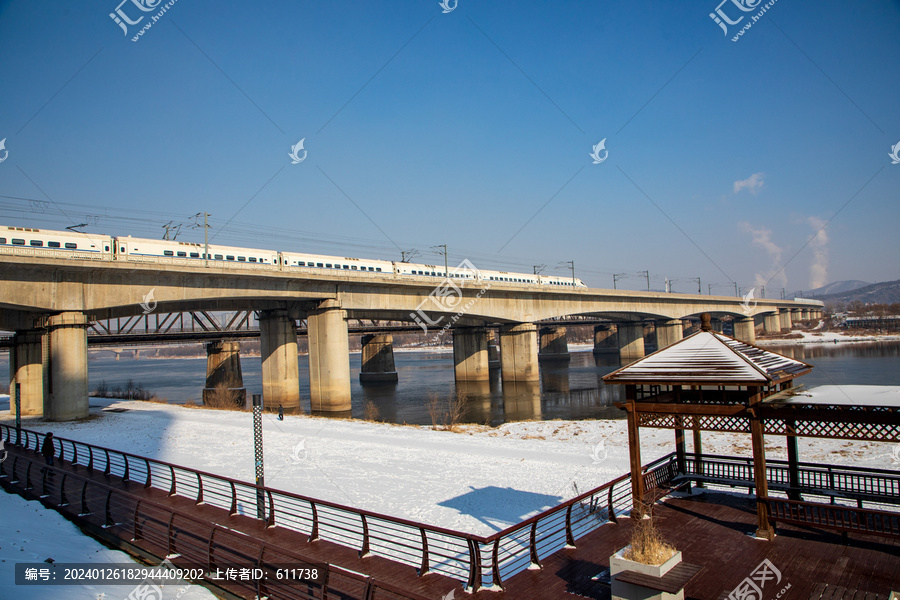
[280,251,394,274]
[0,225,113,258]
[115,236,279,266]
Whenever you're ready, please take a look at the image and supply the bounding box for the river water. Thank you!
[2,341,898,425]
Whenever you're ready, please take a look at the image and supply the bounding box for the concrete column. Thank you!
[205,341,243,388]
[800,309,809,321]
[308,302,351,412]
[538,326,570,362]
[45,312,89,421]
[618,322,645,362]
[259,310,301,410]
[360,333,398,383]
[204,341,246,407]
[780,309,792,331]
[10,330,44,416]
[499,323,539,382]
[655,319,684,349]
[763,313,781,334]
[452,327,490,382]
[733,317,756,344]
[593,324,617,354]
[488,340,500,369]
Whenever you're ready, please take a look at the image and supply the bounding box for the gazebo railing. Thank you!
[679,453,900,508]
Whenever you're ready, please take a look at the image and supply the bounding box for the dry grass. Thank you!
[623,502,676,565]
[203,381,246,411]
[427,389,470,432]
[363,401,380,422]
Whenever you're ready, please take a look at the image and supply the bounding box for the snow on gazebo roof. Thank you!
[603,330,813,385]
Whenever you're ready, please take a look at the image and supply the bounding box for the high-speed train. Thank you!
[0,224,587,288]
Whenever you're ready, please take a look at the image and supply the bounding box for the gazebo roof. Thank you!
[603,330,813,385]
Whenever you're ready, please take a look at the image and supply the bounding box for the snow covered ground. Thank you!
[0,488,217,600]
[757,329,900,345]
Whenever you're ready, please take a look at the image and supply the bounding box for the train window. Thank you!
[12,238,25,245]
[342,265,349,269]
[325,263,332,268]
[297,261,305,266]
[0,237,5,244]
[65,242,77,249]
[121,247,125,252]
[249,257,257,262]
[351,265,357,270]
[104,245,110,251]
[164,250,174,256]
[177,252,187,257]
[375,268,382,272]
[30,240,43,247]
[48,241,61,248]
[316,263,323,267]
[226,255,234,261]
[238,256,246,262]
[190,252,200,258]
[214,254,224,260]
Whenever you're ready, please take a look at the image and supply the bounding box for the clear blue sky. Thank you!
[1,0,898,294]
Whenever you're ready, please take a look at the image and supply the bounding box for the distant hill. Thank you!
[791,280,870,298]
[814,280,900,305]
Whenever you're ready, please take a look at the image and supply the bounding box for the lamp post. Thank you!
[252,394,265,520]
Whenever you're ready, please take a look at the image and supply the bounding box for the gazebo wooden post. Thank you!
[673,386,686,474]
[786,420,801,501]
[693,429,704,488]
[749,386,774,540]
[625,384,645,516]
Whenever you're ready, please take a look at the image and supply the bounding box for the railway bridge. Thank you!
[0,253,822,420]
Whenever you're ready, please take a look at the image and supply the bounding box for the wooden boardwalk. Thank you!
[2,439,898,599]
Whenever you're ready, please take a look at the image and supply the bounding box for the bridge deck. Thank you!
[2,441,898,599]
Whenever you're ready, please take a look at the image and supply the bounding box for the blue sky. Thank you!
[0,0,898,294]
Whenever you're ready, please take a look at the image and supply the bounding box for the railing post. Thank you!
[59,473,69,506]
[133,500,143,540]
[608,484,618,523]
[229,482,237,515]
[168,465,176,496]
[196,472,203,505]
[123,455,130,482]
[71,442,78,466]
[309,501,319,541]
[418,528,429,576]
[40,466,50,497]
[465,538,482,592]
[360,514,370,557]
[266,490,275,528]
[143,458,151,488]
[87,446,93,471]
[103,449,111,476]
[529,521,541,568]
[104,490,115,527]
[167,512,176,555]
[491,539,502,589]
[79,480,90,516]
[24,461,33,490]
[565,504,575,547]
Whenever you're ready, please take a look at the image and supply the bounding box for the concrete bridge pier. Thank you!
[308,301,352,412]
[360,334,398,383]
[538,326,570,362]
[45,312,89,421]
[204,341,246,407]
[780,309,793,331]
[593,324,617,354]
[617,322,646,362]
[499,323,539,382]
[733,317,756,344]
[9,330,44,416]
[488,337,500,370]
[655,319,684,349]
[452,327,490,382]
[764,313,781,334]
[259,310,301,411]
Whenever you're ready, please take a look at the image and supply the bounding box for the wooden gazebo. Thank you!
[604,315,900,540]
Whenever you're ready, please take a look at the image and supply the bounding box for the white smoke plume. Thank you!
[740,222,788,290]
[807,216,829,289]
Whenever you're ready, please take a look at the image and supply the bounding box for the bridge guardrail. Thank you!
[0,424,677,590]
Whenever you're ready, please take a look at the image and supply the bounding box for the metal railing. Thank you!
[0,446,430,600]
[0,424,678,591]
[679,453,900,509]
